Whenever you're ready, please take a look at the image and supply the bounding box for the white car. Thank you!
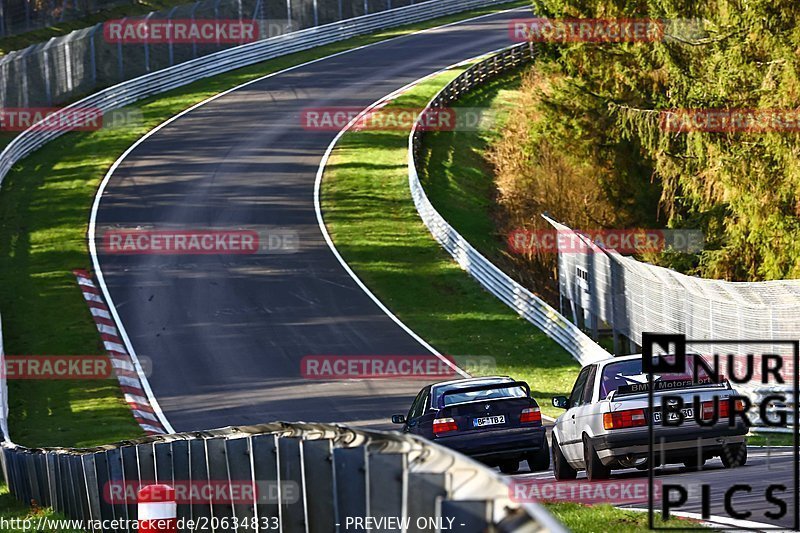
[550,354,749,480]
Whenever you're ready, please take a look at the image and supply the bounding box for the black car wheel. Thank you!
[499,460,520,474]
[527,436,551,472]
[720,443,747,468]
[683,457,706,471]
[583,437,611,481]
[552,435,577,480]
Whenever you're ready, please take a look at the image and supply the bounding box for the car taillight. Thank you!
[433,417,458,434]
[603,408,646,430]
[701,398,745,420]
[520,407,542,424]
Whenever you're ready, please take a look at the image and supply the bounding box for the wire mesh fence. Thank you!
[546,216,798,427]
[0,0,418,109]
[0,0,136,38]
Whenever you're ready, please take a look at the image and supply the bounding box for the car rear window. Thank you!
[599,355,717,398]
[433,381,526,408]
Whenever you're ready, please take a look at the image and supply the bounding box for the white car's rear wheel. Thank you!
[721,442,747,468]
[552,435,577,480]
[584,438,611,481]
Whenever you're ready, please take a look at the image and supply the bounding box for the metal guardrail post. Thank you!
[45,453,59,513]
[277,437,305,533]
[25,453,40,506]
[121,445,140,526]
[406,472,447,533]
[367,452,405,522]
[250,433,279,528]
[71,453,90,523]
[154,440,174,485]
[188,438,211,532]
[206,436,234,533]
[332,446,367,532]
[106,447,129,533]
[60,454,77,518]
[225,436,257,530]
[35,452,50,507]
[92,450,116,529]
[169,440,191,525]
[302,439,335,533]
[137,442,157,482]
[440,500,492,533]
[82,453,103,532]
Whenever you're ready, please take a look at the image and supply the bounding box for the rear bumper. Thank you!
[435,426,546,463]
[591,422,748,466]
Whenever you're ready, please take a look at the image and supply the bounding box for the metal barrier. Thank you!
[407,43,610,366]
[1,423,565,532]
[0,0,435,109]
[0,0,513,183]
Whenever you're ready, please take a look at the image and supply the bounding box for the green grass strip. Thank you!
[0,1,527,449]
[546,503,707,531]
[0,483,83,532]
[321,62,580,420]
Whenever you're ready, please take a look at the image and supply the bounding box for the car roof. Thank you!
[592,352,703,370]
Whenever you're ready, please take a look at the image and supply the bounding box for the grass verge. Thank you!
[545,503,706,531]
[320,64,580,420]
[0,482,82,532]
[0,1,528,450]
[747,431,795,447]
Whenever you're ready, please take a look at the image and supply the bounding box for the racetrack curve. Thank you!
[92,5,799,527]
[94,5,527,432]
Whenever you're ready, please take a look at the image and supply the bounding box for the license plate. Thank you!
[653,408,693,423]
[473,415,505,427]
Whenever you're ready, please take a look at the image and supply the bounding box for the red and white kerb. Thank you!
[73,269,167,435]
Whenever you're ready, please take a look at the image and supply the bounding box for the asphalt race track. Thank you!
[94,5,799,527]
[95,6,529,432]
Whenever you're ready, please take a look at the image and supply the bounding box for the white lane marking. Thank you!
[311,39,563,422]
[313,71,471,378]
[88,4,531,434]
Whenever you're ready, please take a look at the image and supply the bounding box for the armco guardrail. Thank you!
[0,0,515,185]
[408,43,610,366]
[0,0,447,109]
[1,422,565,532]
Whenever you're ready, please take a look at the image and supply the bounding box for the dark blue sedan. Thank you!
[391,376,550,474]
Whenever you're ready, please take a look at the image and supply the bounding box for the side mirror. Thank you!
[552,396,570,409]
[391,414,406,424]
